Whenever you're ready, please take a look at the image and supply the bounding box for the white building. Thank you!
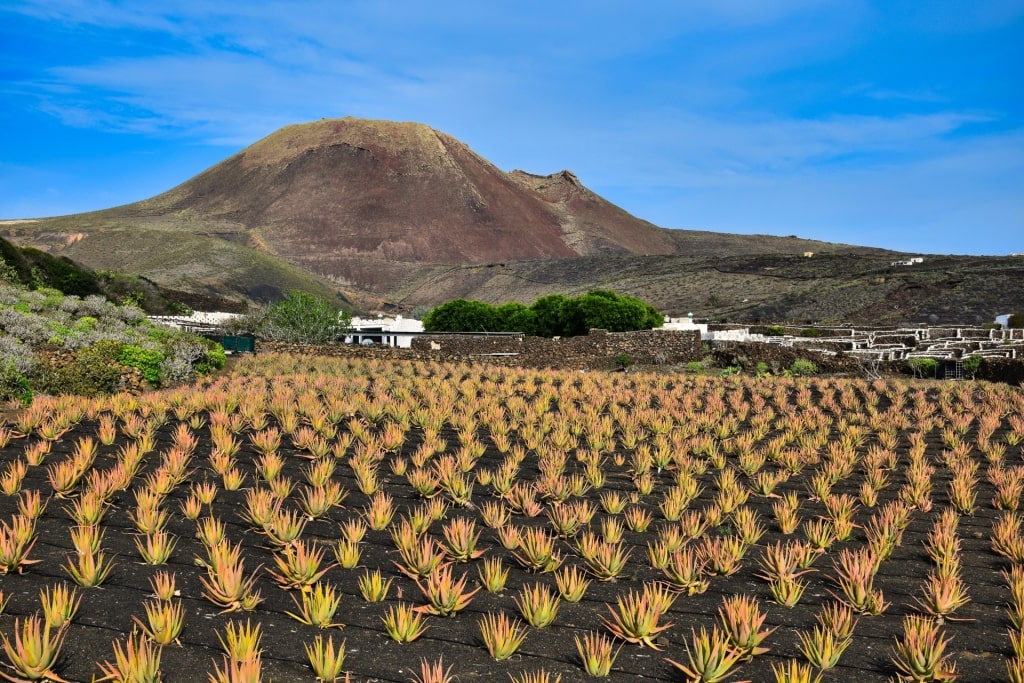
[659,314,709,336]
[345,315,424,348]
[148,311,241,332]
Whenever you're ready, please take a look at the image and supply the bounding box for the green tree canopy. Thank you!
[422,299,500,333]
[562,290,664,336]
[529,294,571,337]
[422,291,663,337]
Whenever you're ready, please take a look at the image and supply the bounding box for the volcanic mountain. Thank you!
[135,118,684,264]
[20,117,1012,325]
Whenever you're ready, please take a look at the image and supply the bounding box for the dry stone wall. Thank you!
[259,329,702,371]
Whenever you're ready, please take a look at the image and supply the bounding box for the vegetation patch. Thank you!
[424,290,663,336]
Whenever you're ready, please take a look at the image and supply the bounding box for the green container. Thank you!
[208,334,256,354]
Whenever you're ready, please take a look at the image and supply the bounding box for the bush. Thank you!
[197,341,227,375]
[788,359,818,377]
[159,333,224,384]
[260,291,350,343]
[799,328,821,338]
[1009,312,1024,329]
[0,360,32,405]
[36,340,125,397]
[120,345,165,385]
[614,352,635,371]
[764,326,786,336]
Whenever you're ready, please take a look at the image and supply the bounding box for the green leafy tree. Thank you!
[962,353,982,379]
[423,299,499,332]
[494,302,535,333]
[562,290,662,335]
[260,291,350,343]
[529,294,572,337]
[423,290,663,338]
[907,358,938,379]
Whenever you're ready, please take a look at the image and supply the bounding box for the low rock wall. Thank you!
[710,342,864,375]
[258,329,703,371]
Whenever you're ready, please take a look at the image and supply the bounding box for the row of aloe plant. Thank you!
[0,352,1022,682]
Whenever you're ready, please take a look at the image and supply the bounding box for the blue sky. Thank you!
[1,1,1022,255]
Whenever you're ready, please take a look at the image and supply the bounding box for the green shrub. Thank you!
[120,345,165,385]
[36,340,125,397]
[799,328,821,338]
[614,352,635,371]
[685,361,704,373]
[765,326,786,336]
[260,290,350,343]
[73,316,98,333]
[755,361,770,377]
[907,358,938,379]
[156,333,215,383]
[788,359,818,376]
[1009,312,1024,329]
[962,354,982,379]
[0,360,32,405]
[201,341,227,374]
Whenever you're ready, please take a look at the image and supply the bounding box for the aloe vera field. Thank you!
[1,353,1023,683]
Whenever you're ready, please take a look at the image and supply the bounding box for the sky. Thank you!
[1,1,1022,256]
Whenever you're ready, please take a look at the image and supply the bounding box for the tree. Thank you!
[423,290,663,338]
[259,291,350,344]
[529,294,571,337]
[961,353,982,379]
[423,299,498,332]
[562,290,662,335]
[494,302,535,333]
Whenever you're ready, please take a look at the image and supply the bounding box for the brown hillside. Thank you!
[130,118,677,272]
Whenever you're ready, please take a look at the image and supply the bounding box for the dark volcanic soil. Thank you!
[0,357,1020,682]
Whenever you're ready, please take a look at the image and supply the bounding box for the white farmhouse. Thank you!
[345,315,424,348]
[659,313,708,336]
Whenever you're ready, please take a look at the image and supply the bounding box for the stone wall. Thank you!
[258,329,703,371]
[710,342,865,375]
